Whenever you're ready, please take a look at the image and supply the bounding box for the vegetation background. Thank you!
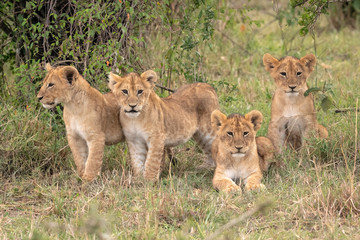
[0,0,359,239]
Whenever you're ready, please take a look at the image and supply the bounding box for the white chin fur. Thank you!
[125,112,140,118]
[232,153,246,158]
[286,92,299,96]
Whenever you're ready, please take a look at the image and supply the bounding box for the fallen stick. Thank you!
[155,84,175,93]
[330,107,360,113]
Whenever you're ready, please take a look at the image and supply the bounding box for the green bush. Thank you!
[0,0,218,176]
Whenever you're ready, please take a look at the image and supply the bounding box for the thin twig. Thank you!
[155,84,174,93]
[308,1,328,33]
[352,98,358,187]
[328,0,351,2]
[38,144,69,169]
[206,200,272,240]
[330,108,360,113]
[53,60,83,66]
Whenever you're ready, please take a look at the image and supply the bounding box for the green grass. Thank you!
[1,4,360,240]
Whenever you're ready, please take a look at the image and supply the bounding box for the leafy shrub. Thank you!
[0,0,218,176]
[0,0,218,104]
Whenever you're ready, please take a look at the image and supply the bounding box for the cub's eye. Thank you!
[137,90,143,95]
[227,132,234,137]
[122,89,128,95]
[296,72,302,76]
[47,83,54,88]
[280,72,287,77]
[243,131,249,137]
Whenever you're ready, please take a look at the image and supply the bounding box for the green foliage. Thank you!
[304,82,335,112]
[157,0,217,84]
[290,0,329,35]
[0,0,159,106]
[0,0,218,105]
[291,0,360,35]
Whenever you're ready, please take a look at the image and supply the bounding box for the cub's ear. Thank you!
[108,72,121,91]
[45,63,54,71]
[300,53,316,73]
[211,110,227,132]
[61,66,79,85]
[245,110,263,132]
[263,53,279,72]
[141,70,157,87]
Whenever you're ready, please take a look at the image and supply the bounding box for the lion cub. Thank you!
[263,53,328,153]
[37,64,124,181]
[109,70,219,180]
[211,110,274,193]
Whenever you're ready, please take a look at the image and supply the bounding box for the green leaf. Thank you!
[304,87,321,96]
[320,96,333,112]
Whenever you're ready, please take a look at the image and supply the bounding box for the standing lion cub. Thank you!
[211,110,275,193]
[108,70,219,180]
[37,64,125,181]
[263,53,328,153]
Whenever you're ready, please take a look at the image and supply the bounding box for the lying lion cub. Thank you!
[211,110,274,193]
[37,64,124,181]
[109,70,219,180]
[263,53,328,153]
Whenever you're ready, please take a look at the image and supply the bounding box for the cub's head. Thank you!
[263,53,316,96]
[37,64,80,109]
[211,110,263,158]
[108,70,157,118]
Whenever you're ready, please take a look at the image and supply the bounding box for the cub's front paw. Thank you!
[224,184,242,193]
[82,172,97,182]
[245,182,266,191]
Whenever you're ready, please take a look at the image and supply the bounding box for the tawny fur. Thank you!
[109,70,219,180]
[256,136,276,172]
[211,110,275,193]
[37,64,124,181]
[263,53,328,154]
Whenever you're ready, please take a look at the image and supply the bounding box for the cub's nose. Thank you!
[37,96,43,101]
[288,85,296,90]
[235,146,243,151]
[129,103,137,108]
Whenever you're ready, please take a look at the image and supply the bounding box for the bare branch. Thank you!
[331,107,360,113]
[307,1,328,33]
[155,84,175,93]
